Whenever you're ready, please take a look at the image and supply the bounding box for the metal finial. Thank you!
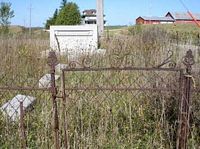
[47,51,58,67]
[183,49,195,74]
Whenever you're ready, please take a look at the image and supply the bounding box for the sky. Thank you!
[1,0,200,27]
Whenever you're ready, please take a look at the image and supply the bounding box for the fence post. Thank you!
[47,51,60,149]
[198,33,200,53]
[19,101,26,149]
[61,70,68,148]
[176,31,179,45]
[177,49,195,149]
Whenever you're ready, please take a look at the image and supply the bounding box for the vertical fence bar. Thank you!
[176,31,179,45]
[61,70,68,148]
[48,51,60,149]
[177,49,194,149]
[19,101,26,149]
[198,33,200,54]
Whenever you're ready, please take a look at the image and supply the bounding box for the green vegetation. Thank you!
[45,1,81,29]
[0,2,14,34]
[0,24,200,148]
[55,2,81,25]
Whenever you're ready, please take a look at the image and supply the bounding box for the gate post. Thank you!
[61,70,68,148]
[47,51,59,149]
[177,49,194,149]
[19,101,26,149]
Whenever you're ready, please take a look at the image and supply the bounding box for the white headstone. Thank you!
[50,25,98,58]
[39,74,60,88]
[0,94,36,121]
[55,63,68,74]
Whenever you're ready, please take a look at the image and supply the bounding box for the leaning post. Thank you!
[47,51,59,149]
[177,49,195,149]
[19,101,26,149]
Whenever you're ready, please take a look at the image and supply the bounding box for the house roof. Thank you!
[83,9,96,15]
[166,12,200,20]
[137,16,174,21]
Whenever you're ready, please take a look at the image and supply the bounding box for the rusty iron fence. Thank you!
[0,49,199,148]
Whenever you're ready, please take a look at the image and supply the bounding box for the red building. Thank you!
[136,16,174,25]
[136,12,200,25]
[165,12,200,24]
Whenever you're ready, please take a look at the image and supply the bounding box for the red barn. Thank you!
[165,12,200,24]
[136,16,174,25]
[136,12,200,25]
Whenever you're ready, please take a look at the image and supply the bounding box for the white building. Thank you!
[82,9,106,25]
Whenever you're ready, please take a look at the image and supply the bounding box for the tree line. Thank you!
[0,0,82,34]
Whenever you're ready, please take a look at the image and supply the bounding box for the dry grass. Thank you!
[0,27,200,148]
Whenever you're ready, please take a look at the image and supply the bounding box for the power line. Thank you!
[178,0,200,28]
[179,0,189,11]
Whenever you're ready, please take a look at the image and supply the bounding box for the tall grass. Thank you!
[0,26,200,148]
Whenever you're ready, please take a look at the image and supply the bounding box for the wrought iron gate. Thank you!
[0,49,197,149]
[55,50,195,148]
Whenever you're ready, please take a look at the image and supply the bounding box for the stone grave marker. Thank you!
[0,94,36,121]
[50,25,98,59]
[55,63,68,74]
[39,74,60,88]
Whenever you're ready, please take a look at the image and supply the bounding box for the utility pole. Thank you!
[29,1,32,36]
[96,0,104,37]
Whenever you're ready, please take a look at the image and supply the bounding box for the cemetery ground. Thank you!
[0,24,200,148]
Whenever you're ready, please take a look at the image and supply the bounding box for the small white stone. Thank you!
[39,74,60,88]
[55,63,68,74]
[0,94,36,121]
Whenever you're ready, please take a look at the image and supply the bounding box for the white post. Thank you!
[96,0,104,37]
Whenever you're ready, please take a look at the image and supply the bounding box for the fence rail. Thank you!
[0,49,198,148]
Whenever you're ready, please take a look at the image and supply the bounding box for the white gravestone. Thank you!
[39,74,60,88]
[50,25,98,59]
[55,63,68,74]
[0,94,36,121]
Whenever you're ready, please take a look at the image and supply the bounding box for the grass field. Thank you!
[0,24,200,148]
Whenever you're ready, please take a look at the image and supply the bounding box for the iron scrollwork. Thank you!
[110,53,131,68]
[68,56,92,69]
[156,50,176,68]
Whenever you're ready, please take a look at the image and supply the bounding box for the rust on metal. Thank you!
[1,47,198,148]
[0,86,49,91]
[156,50,176,68]
[47,51,58,68]
[183,49,195,74]
[62,66,182,72]
[177,49,195,149]
[64,87,179,92]
[48,51,60,149]
[68,56,92,69]
[19,102,27,149]
[61,71,68,148]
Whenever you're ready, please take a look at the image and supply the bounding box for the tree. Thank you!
[60,0,67,9]
[45,9,58,29]
[55,2,81,25]
[0,2,14,34]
